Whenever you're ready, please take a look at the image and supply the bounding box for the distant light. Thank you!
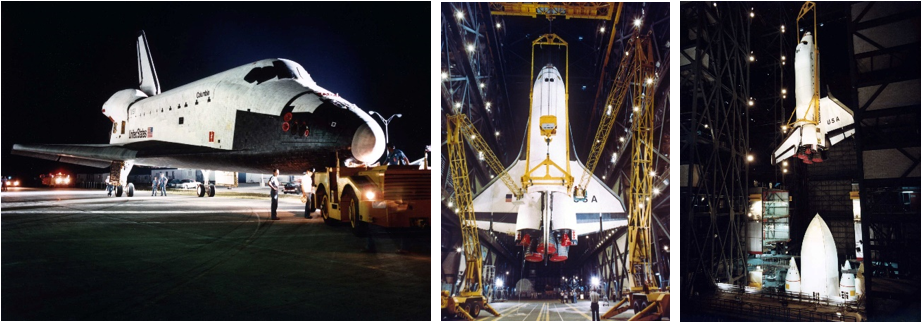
[638,203,644,209]
[470,135,476,140]
[600,26,606,33]
[704,124,709,129]
[749,55,755,62]
[649,170,656,177]
[479,82,485,88]
[625,51,629,56]
[633,18,641,28]
[455,11,464,20]
[467,44,475,52]
[653,188,661,195]
[619,136,625,142]
[633,106,639,112]
[490,174,494,179]
[591,277,600,286]
[455,208,460,213]
[782,161,788,167]
[496,22,501,29]
[747,154,754,162]
[783,168,788,173]
[455,102,461,108]
[781,55,786,61]
[485,101,492,108]
[750,12,754,18]
[456,247,463,252]
[646,78,653,85]
[713,2,716,7]
[781,89,787,94]
[748,99,754,106]
[663,245,669,252]
[602,175,606,180]
[611,153,617,163]
[441,71,448,80]
[495,131,500,137]
[448,201,454,207]
[496,279,504,288]
[782,125,788,132]
[783,95,787,99]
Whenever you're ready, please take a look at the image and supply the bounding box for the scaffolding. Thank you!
[680,2,751,301]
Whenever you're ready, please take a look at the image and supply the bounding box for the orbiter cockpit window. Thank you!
[244,60,297,85]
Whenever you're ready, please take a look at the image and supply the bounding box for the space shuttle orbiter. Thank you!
[12,31,385,196]
[772,32,855,165]
[472,65,627,263]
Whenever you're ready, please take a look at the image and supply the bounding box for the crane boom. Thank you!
[442,115,501,320]
[575,30,640,201]
[450,114,524,199]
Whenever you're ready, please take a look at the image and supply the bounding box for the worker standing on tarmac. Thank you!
[152,174,160,196]
[302,169,314,219]
[385,143,410,166]
[590,288,601,321]
[268,169,280,220]
[159,173,167,196]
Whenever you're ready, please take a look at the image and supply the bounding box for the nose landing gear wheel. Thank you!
[207,184,216,197]
[197,184,206,197]
[126,183,135,197]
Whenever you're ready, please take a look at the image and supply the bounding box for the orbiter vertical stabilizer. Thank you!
[785,256,801,293]
[801,214,839,298]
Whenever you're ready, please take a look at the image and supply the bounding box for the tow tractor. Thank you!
[313,153,430,236]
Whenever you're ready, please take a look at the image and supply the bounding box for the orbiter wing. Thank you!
[472,158,627,237]
[818,91,855,146]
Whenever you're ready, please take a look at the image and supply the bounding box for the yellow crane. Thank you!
[600,30,670,321]
[441,114,510,320]
[573,28,638,202]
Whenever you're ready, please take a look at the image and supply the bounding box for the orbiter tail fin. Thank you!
[137,30,161,96]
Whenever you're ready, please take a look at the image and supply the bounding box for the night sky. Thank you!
[1,2,430,180]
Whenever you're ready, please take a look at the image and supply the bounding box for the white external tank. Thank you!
[839,261,856,301]
[785,256,801,293]
[800,214,839,298]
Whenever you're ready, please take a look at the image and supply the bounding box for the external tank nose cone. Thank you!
[351,122,385,163]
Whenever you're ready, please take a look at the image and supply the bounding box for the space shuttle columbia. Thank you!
[12,31,385,195]
[472,65,627,263]
[771,32,855,165]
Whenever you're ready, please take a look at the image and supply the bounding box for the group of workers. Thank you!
[151,173,168,196]
[266,143,409,220]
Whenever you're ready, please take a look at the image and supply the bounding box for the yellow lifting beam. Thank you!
[524,33,574,190]
[489,2,617,20]
[443,115,501,320]
[784,1,821,129]
[574,28,640,201]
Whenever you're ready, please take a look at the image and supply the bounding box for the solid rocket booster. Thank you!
[785,256,801,293]
[800,214,839,298]
[839,261,857,301]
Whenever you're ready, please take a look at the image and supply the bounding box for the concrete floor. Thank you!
[1,187,429,320]
[459,299,639,321]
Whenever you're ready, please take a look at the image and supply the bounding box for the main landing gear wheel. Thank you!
[116,185,124,197]
[197,184,206,197]
[346,190,368,237]
[126,183,135,197]
[207,184,216,197]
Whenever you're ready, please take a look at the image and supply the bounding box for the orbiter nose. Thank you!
[351,120,385,163]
